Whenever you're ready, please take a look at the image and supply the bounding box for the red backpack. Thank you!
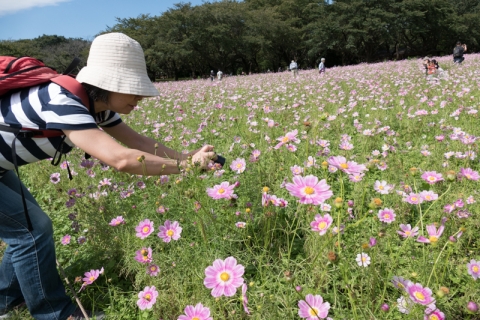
[0,56,90,231]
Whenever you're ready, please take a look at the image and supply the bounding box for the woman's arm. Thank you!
[63,127,215,175]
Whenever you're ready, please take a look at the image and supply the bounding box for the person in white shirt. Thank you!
[318,58,326,75]
[217,70,223,80]
[289,60,298,77]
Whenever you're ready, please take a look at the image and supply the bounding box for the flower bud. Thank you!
[381,303,389,312]
[468,301,479,313]
[334,197,343,208]
[409,167,418,176]
[347,200,354,207]
[446,170,456,181]
[321,161,328,169]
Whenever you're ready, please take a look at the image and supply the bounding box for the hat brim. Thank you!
[76,66,159,97]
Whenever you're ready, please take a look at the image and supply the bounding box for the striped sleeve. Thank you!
[43,83,98,130]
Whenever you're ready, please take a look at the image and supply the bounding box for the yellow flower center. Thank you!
[473,266,479,273]
[362,256,367,262]
[167,230,174,237]
[466,174,472,179]
[145,293,152,301]
[414,291,425,301]
[318,221,327,230]
[192,318,200,320]
[220,272,230,282]
[218,188,225,194]
[308,308,319,316]
[340,163,348,169]
[304,187,315,195]
[430,315,439,320]
[89,276,95,281]
[428,176,436,181]
[282,137,290,143]
[405,231,411,236]
[142,226,150,233]
[411,197,418,202]
[142,256,148,261]
[378,185,384,190]
[429,236,438,243]
[383,214,390,219]
[425,196,431,200]
[236,163,243,168]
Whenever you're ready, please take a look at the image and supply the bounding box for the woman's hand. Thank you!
[181,145,216,170]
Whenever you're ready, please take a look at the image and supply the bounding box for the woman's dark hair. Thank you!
[81,83,110,103]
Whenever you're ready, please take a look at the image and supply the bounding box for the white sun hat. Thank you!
[76,33,159,96]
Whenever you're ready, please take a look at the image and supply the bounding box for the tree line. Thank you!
[1,0,479,80]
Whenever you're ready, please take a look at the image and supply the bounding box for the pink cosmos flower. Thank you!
[274,129,300,149]
[137,286,158,310]
[403,193,423,205]
[467,259,480,280]
[109,216,125,226]
[285,175,333,205]
[207,181,237,200]
[310,214,333,235]
[421,171,444,184]
[425,309,445,320]
[419,191,438,202]
[406,282,435,305]
[459,167,480,181]
[50,172,61,184]
[417,223,445,243]
[135,247,153,264]
[291,165,304,175]
[298,294,331,319]
[157,220,182,243]
[146,264,160,277]
[230,158,246,174]
[61,235,71,245]
[242,283,250,314]
[178,302,212,320]
[78,267,104,292]
[378,208,396,224]
[392,276,411,291]
[204,256,244,297]
[235,222,247,228]
[374,180,392,194]
[327,156,367,175]
[135,219,154,239]
[397,224,419,238]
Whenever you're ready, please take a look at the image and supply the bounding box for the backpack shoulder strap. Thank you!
[51,75,90,110]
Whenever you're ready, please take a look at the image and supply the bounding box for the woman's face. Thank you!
[107,92,144,114]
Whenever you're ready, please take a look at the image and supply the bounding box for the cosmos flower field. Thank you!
[13,54,480,319]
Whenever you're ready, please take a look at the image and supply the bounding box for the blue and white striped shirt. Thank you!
[0,82,121,173]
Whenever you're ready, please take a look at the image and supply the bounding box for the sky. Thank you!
[0,0,207,41]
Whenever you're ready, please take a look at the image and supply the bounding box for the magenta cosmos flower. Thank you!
[467,259,480,280]
[460,167,480,181]
[135,219,154,239]
[157,220,182,243]
[135,247,153,264]
[242,283,250,314]
[378,208,396,224]
[109,216,125,226]
[285,175,333,205]
[298,294,331,319]
[406,282,435,305]
[327,156,367,175]
[230,158,246,174]
[61,235,71,245]
[204,256,244,297]
[206,181,237,200]
[421,171,444,184]
[178,302,212,320]
[137,286,158,310]
[417,223,445,243]
[274,129,300,149]
[146,264,160,277]
[79,267,104,292]
[403,193,423,205]
[310,214,333,235]
[425,309,445,320]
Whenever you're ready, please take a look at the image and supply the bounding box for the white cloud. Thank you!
[0,0,71,16]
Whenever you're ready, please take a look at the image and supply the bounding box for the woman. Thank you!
[0,33,216,320]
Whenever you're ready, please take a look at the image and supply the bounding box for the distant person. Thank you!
[210,70,215,81]
[217,70,223,80]
[453,41,467,64]
[278,67,282,73]
[289,60,298,77]
[318,58,326,75]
